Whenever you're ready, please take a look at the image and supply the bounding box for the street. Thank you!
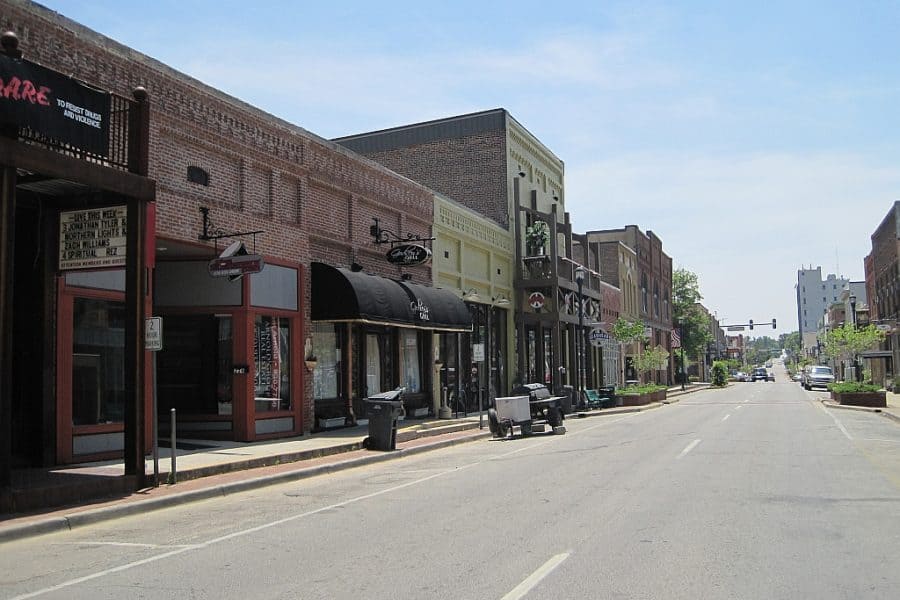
[2,379,900,600]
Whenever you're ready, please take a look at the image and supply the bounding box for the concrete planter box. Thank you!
[834,391,886,408]
[318,417,346,429]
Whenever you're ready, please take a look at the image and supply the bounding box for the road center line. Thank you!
[677,439,701,459]
[501,552,570,600]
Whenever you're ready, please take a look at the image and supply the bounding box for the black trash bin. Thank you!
[364,389,404,451]
[557,385,574,414]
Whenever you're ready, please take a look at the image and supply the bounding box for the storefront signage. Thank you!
[589,327,610,347]
[208,254,265,278]
[528,291,546,310]
[59,206,127,270]
[386,243,432,266]
[410,298,430,321]
[1,55,111,156]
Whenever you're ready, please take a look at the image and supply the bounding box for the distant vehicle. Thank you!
[802,365,834,390]
[792,372,802,382]
[765,361,773,368]
[751,367,769,382]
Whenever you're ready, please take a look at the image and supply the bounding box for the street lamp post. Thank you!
[679,318,686,391]
[574,266,586,408]
[850,293,859,382]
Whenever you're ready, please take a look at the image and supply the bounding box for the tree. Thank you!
[612,317,647,345]
[633,345,670,380]
[672,268,712,370]
[822,323,885,380]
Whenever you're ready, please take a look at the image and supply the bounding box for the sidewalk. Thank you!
[0,385,706,543]
[821,389,900,424]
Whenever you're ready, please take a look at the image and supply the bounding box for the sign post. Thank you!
[145,317,163,486]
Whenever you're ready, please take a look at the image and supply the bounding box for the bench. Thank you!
[582,387,616,409]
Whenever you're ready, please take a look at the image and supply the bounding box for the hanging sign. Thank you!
[589,327,610,347]
[59,205,127,270]
[386,243,432,266]
[208,254,265,277]
[528,291,546,310]
[1,55,111,156]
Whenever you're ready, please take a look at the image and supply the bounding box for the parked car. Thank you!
[751,367,769,382]
[791,372,802,382]
[802,365,834,390]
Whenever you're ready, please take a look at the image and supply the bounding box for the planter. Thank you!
[318,417,346,429]
[616,388,667,407]
[834,391,886,408]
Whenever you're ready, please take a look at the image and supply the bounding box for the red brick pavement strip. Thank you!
[0,428,493,544]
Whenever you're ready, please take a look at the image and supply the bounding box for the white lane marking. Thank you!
[501,552,570,600]
[677,439,701,459]
[11,414,644,600]
[814,401,853,440]
[736,405,744,410]
[53,541,200,549]
[860,438,900,444]
[721,414,731,422]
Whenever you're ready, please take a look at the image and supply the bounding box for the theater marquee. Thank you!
[59,206,127,270]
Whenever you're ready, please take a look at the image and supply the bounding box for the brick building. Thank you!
[588,226,673,384]
[864,201,900,386]
[336,111,619,399]
[1,0,470,487]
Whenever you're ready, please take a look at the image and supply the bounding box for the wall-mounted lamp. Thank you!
[493,294,510,306]
[462,288,481,302]
[517,165,526,178]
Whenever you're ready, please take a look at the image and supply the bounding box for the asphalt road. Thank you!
[2,379,899,600]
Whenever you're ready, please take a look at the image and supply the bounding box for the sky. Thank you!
[34,0,900,338]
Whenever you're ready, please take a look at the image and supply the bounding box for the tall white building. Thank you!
[796,267,851,340]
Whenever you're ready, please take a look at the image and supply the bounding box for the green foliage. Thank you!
[823,323,886,360]
[612,317,648,345]
[711,360,729,387]
[525,220,550,251]
[827,381,881,394]
[672,268,712,365]
[617,383,667,395]
[633,345,670,376]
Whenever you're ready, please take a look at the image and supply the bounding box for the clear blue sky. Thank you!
[36,0,900,338]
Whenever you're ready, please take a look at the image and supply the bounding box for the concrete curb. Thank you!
[820,399,900,424]
[0,429,492,544]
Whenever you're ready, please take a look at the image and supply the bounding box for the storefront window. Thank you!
[312,322,341,399]
[72,298,125,425]
[366,333,383,396]
[399,329,421,393]
[254,315,291,412]
[217,318,233,415]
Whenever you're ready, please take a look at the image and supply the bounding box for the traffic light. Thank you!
[749,319,754,330]
[772,318,776,329]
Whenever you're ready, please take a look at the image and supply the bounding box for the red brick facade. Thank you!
[4,0,435,441]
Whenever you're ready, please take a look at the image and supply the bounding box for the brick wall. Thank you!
[347,131,509,228]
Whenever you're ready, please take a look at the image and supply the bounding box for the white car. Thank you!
[802,365,834,390]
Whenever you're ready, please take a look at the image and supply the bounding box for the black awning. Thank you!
[311,263,471,332]
[398,280,472,332]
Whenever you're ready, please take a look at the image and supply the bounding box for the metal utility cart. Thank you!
[488,383,566,438]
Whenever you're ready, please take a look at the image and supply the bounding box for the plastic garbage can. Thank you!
[364,389,404,451]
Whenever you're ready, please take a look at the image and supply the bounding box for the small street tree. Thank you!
[822,323,885,381]
[633,345,670,384]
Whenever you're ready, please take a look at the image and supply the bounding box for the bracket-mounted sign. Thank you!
[208,240,264,281]
[386,243,432,266]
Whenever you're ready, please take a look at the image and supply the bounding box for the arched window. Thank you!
[653,281,660,317]
[641,274,648,314]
